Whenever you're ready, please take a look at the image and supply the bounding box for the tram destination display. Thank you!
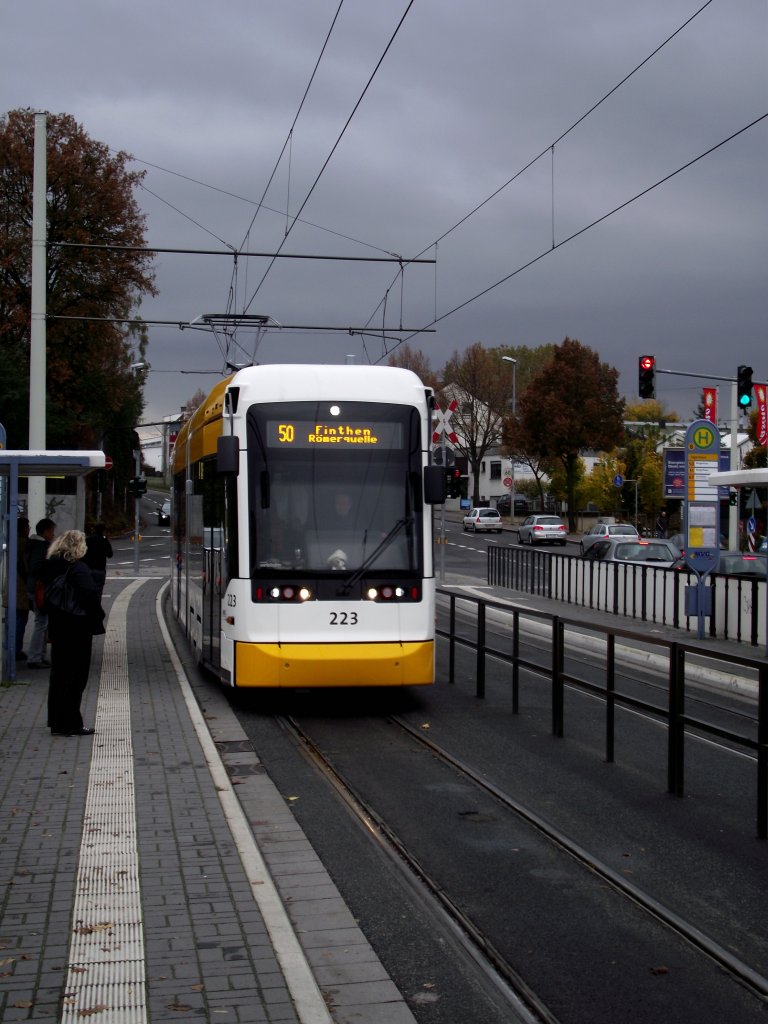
[266,419,403,449]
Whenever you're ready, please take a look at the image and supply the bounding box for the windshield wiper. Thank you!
[338,517,411,595]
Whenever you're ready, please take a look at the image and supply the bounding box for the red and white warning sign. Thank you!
[433,399,459,445]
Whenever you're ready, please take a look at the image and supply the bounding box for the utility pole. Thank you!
[133,449,141,575]
[28,113,47,525]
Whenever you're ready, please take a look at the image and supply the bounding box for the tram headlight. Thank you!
[266,584,314,602]
[365,584,414,602]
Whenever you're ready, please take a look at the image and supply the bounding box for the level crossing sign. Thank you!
[433,400,458,445]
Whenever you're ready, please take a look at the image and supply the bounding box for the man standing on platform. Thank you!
[26,517,56,669]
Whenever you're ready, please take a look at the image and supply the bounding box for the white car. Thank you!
[517,514,568,546]
[463,508,503,533]
[580,522,638,555]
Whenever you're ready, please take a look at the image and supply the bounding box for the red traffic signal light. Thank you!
[638,355,656,399]
[445,467,461,499]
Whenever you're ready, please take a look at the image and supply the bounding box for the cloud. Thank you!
[2,0,765,430]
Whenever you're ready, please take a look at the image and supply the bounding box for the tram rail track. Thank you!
[276,709,768,1024]
[277,712,554,1024]
[389,715,768,1001]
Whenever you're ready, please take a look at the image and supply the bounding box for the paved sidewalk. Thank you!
[1,575,417,1024]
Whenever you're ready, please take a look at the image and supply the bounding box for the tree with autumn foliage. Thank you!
[387,343,440,393]
[517,338,625,531]
[441,343,515,506]
[0,109,156,494]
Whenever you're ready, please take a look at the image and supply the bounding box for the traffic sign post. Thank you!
[432,401,458,582]
[683,419,721,638]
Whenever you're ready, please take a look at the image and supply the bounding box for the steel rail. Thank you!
[277,714,557,1024]
[390,715,768,1003]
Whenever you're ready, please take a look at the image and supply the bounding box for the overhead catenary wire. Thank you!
[122,155,403,259]
[104,0,747,372]
[230,0,346,331]
[362,0,719,339]
[236,0,346,254]
[378,112,768,362]
[240,0,416,316]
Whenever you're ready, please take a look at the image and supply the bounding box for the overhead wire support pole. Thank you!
[28,112,47,526]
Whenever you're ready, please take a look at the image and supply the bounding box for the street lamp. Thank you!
[501,356,517,415]
[502,356,517,518]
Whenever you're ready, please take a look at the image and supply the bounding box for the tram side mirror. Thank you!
[217,435,239,475]
[423,465,447,505]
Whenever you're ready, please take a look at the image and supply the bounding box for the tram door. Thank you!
[202,540,221,668]
[201,462,225,670]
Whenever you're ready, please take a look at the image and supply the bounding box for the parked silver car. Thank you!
[579,522,638,555]
[582,537,682,568]
[463,507,503,533]
[517,514,567,546]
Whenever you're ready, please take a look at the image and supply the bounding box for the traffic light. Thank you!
[728,490,737,507]
[737,365,753,410]
[445,468,461,499]
[638,355,656,399]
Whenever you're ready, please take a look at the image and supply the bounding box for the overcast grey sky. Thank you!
[2,0,766,446]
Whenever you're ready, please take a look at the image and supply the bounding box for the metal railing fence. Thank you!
[436,587,768,838]
[487,545,767,646]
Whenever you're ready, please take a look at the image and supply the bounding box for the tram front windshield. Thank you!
[247,401,423,576]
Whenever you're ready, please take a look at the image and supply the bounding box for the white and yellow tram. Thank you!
[170,363,445,688]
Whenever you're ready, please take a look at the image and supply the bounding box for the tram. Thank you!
[169,363,446,688]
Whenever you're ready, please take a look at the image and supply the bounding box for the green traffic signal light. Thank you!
[737,365,753,409]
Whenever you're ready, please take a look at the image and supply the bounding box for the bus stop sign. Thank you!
[684,419,721,576]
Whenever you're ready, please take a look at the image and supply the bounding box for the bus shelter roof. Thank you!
[707,468,768,487]
[0,450,105,476]
[1,450,104,683]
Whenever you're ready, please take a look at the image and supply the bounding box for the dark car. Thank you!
[715,552,768,578]
[157,500,171,526]
[495,495,529,516]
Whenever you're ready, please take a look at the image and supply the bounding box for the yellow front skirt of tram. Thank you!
[234,639,434,688]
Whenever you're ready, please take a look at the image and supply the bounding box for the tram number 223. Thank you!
[330,611,358,626]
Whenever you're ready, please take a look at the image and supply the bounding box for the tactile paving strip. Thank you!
[61,580,149,1024]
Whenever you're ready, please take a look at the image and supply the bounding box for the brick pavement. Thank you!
[1,574,417,1024]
